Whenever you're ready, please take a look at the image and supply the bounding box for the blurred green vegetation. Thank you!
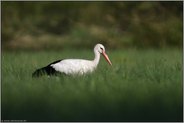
[2,1,183,50]
[2,49,182,121]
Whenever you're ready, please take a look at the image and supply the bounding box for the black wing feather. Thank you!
[32,59,63,77]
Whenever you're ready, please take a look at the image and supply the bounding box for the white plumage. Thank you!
[51,59,96,75]
[32,44,112,77]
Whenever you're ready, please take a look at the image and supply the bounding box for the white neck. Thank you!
[93,50,101,67]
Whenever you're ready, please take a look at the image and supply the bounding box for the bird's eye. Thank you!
[100,47,103,50]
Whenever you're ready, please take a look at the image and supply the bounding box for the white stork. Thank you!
[32,44,112,77]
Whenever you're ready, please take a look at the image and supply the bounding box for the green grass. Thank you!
[2,49,183,122]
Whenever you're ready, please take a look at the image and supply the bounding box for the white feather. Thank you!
[51,59,96,75]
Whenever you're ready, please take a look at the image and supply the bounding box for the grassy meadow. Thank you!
[1,49,183,122]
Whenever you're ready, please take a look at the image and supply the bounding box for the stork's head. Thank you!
[94,44,105,54]
[94,44,112,66]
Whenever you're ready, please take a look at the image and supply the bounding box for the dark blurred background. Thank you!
[2,1,183,51]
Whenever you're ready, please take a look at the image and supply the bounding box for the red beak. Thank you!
[102,51,112,66]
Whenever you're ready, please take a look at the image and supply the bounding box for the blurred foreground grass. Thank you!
[2,49,183,121]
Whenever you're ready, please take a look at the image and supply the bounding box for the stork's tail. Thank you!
[32,67,47,77]
[32,65,61,77]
